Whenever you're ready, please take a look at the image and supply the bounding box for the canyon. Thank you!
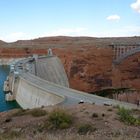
[0,36,140,95]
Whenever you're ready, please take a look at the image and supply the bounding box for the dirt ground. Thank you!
[0,103,140,140]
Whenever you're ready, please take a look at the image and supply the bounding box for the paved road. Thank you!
[21,72,140,110]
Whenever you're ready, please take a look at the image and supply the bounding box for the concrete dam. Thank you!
[3,53,139,110]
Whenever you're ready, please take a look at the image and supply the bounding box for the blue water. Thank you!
[0,65,20,112]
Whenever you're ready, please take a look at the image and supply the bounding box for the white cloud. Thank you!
[106,15,120,21]
[0,28,87,42]
[1,26,140,42]
[131,0,140,13]
[0,32,46,42]
[1,32,28,42]
[47,26,140,37]
[87,25,140,37]
[44,27,87,36]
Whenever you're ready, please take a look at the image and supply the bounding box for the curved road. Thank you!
[20,72,139,109]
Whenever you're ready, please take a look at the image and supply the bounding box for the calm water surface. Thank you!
[0,65,20,112]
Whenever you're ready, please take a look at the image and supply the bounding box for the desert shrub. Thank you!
[29,108,47,117]
[47,108,73,129]
[0,131,21,139]
[107,108,113,112]
[113,105,120,109]
[59,122,71,129]
[12,109,27,117]
[92,113,98,118]
[132,108,140,113]
[102,113,105,117]
[117,107,140,125]
[78,123,95,135]
[12,108,47,117]
[5,118,12,123]
[85,111,89,114]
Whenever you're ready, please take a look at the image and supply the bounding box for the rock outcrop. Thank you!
[53,45,140,93]
[54,46,113,92]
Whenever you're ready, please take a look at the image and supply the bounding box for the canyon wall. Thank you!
[1,46,140,93]
[1,36,140,93]
[53,46,140,93]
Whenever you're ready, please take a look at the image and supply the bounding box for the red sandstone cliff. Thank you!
[0,36,140,94]
[53,46,113,92]
[55,47,140,93]
[113,53,140,90]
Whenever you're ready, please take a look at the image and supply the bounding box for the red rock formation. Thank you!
[54,46,140,94]
[0,36,140,96]
[113,53,140,90]
[0,48,48,58]
[53,46,113,92]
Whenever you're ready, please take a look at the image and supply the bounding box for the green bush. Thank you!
[12,108,47,117]
[59,122,70,129]
[48,108,72,129]
[117,107,140,125]
[29,108,47,117]
[78,123,95,135]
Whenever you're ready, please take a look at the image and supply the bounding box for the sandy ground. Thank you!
[0,103,140,140]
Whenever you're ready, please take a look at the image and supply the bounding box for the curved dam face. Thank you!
[4,56,68,109]
[36,56,69,87]
[16,76,64,109]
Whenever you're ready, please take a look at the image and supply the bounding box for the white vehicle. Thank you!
[78,100,84,104]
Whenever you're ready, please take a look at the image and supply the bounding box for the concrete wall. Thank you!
[15,76,65,109]
[4,56,68,109]
[36,56,69,87]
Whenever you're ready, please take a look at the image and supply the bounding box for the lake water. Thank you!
[0,65,20,112]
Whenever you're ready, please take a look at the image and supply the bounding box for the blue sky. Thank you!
[0,0,140,42]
